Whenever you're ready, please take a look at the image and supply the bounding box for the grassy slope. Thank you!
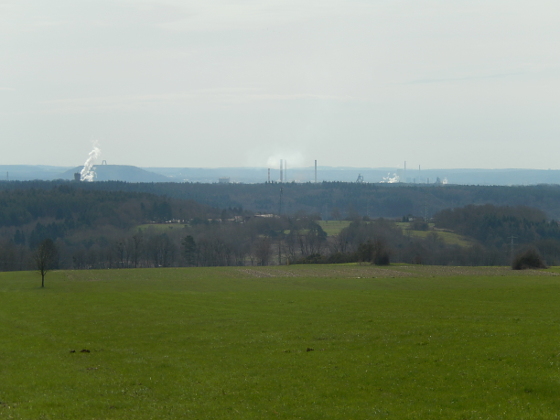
[317,220,352,236]
[136,223,188,232]
[406,228,473,247]
[2,265,560,419]
[319,220,473,247]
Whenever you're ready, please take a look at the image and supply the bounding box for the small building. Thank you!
[218,177,230,184]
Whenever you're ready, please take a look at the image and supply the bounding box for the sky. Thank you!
[1,0,559,169]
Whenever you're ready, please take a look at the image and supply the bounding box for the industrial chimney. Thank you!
[315,160,317,183]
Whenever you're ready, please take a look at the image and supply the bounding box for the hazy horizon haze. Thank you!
[1,1,559,170]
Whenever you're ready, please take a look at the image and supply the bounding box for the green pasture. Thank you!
[2,265,560,419]
[317,220,352,236]
[396,222,472,247]
[136,223,187,232]
[318,220,472,248]
[405,228,473,247]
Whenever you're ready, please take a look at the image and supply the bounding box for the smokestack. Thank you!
[315,160,317,183]
[267,168,270,183]
[284,160,287,183]
[280,159,283,183]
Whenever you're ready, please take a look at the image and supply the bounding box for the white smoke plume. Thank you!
[266,151,305,168]
[380,173,400,183]
[80,141,101,182]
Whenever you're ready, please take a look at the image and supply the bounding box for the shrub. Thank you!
[410,219,429,231]
[326,252,354,264]
[357,239,391,266]
[297,253,324,264]
[373,247,390,265]
[511,247,547,270]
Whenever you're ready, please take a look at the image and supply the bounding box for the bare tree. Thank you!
[147,233,176,267]
[34,238,58,288]
[254,237,272,266]
[128,233,144,268]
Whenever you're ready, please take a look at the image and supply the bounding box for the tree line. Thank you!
[1,182,559,273]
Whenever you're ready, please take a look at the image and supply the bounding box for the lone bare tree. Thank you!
[34,238,58,288]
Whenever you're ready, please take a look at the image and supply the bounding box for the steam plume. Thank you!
[266,151,304,168]
[380,173,400,183]
[80,141,101,182]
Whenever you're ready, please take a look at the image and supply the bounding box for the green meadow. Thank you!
[317,220,472,248]
[2,265,560,419]
[405,229,473,247]
[317,220,352,236]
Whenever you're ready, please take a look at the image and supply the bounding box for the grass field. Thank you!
[396,222,473,247]
[318,220,472,248]
[2,265,560,419]
[317,220,352,236]
[136,223,188,232]
[404,228,473,247]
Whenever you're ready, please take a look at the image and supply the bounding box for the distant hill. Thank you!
[4,164,560,185]
[0,164,172,182]
[147,167,560,185]
[59,165,171,183]
[0,165,73,181]
[147,167,268,183]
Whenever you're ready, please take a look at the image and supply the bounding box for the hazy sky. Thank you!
[1,0,559,169]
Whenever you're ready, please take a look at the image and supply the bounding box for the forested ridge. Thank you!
[0,185,216,229]
[1,180,560,272]
[3,179,560,219]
